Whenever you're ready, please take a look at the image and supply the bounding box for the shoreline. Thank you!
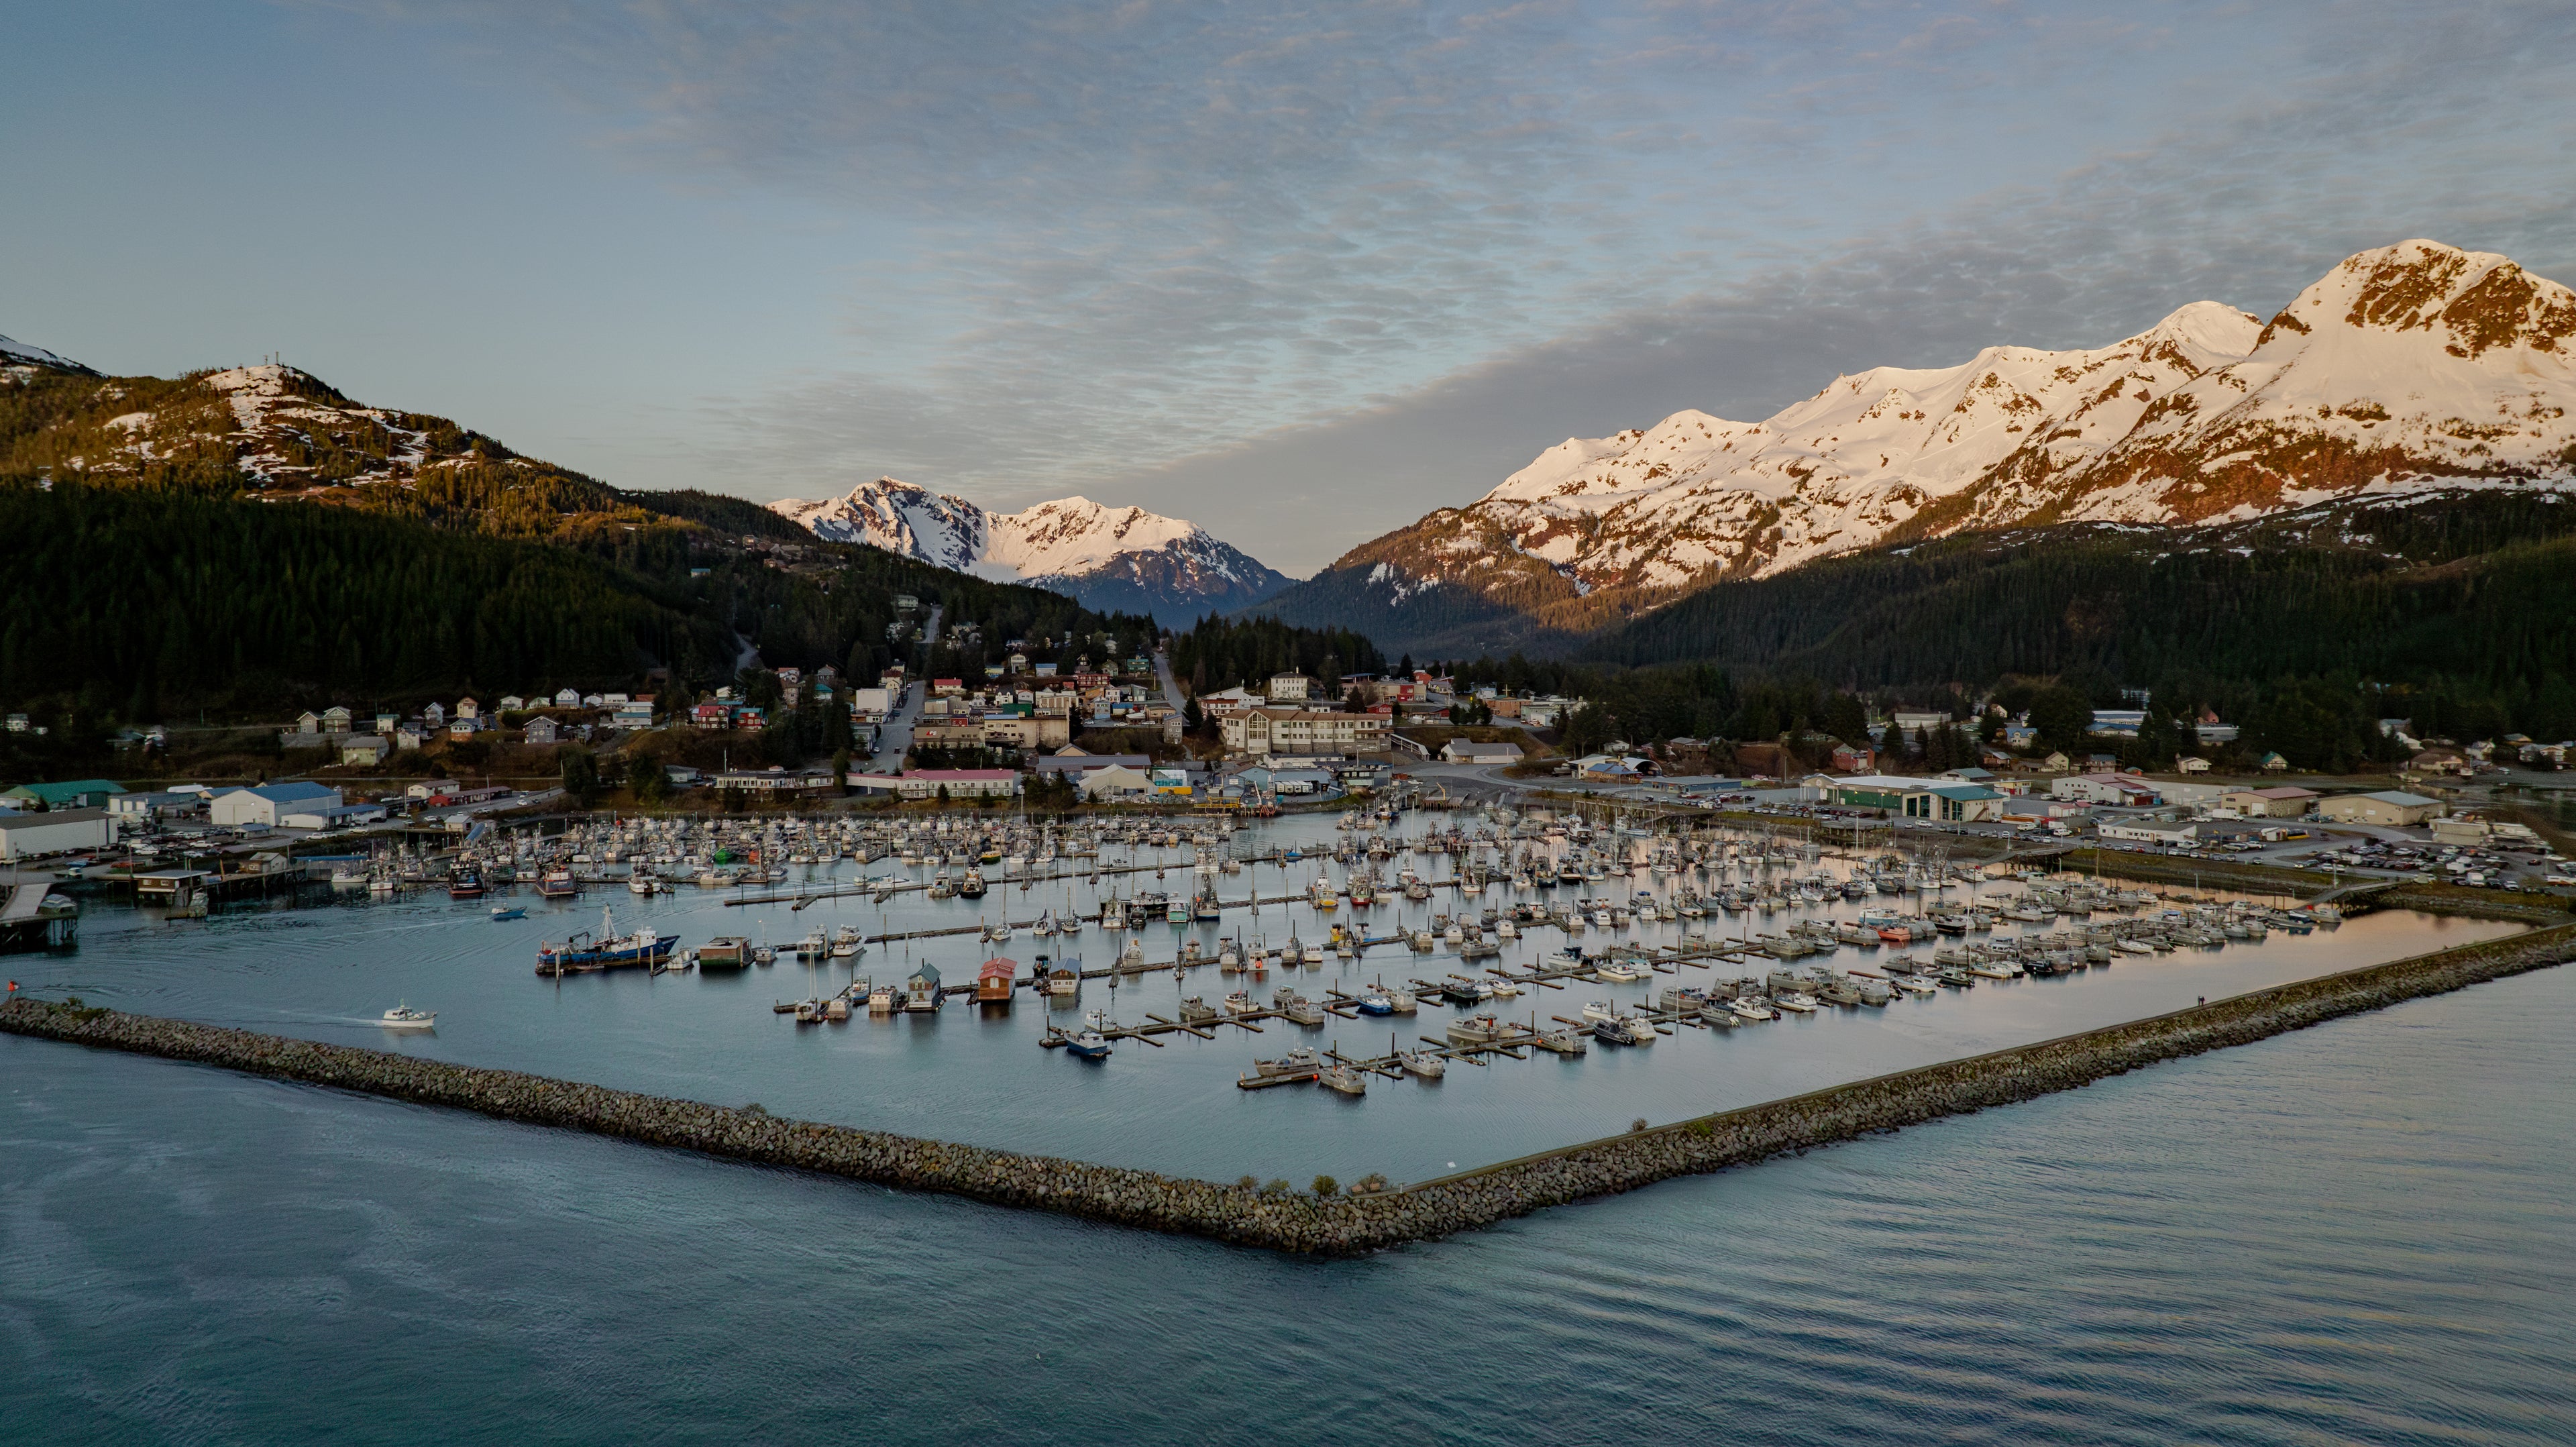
[8,922,2569,1255]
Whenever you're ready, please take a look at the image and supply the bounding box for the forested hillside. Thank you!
[1169,615,1388,696]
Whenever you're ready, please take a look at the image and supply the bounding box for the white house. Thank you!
[553,688,581,707]
[2051,773,2159,806]
[209,782,343,828]
[1442,739,1523,765]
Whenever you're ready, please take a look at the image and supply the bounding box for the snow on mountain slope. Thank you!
[1278,241,2576,651]
[0,333,96,376]
[771,478,1291,617]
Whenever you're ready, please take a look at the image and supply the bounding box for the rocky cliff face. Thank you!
[1258,241,2576,656]
[771,479,1290,618]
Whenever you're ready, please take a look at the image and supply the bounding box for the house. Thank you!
[553,688,581,708]
[374,712,399,735]
[407,780,462,800]
[976,957,1017,1005]
[906,961,943,1010]
[1442,739,1523,765]
[712,767,838,794]
[612,700,654,730]
[690,703,731,730]
[447,721,481,741]
[394,727,429,751]
[3,713,27,733]
[498,695,525,712]
[1935,766,1995,784]
[209,782,343,828]
[1265,673,1313,702]
[1831,745,1877,773]
[1032,753,1154,780]
[339,735,392,765]
[1220,707,1391,757]
[525,716,561,745]
[2260,752,2290,772]
[2088,709,2147,737]
[321,705,354,731]
[423,702,446,727]
[2002,724,2039,747]
[2176,756,2212,773]
[0,808,113,859]
[731,706,767,730]
[2218,785,2318,818]
[2315,790,2444,826]
[455,698,480,721]
[2,780,127,811]
[932,678,965,697]
[1574,755,1647,779]
[1892,710,1949,733]
[294,710,323,734]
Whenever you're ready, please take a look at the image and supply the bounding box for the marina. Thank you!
[26,803,2528,1185]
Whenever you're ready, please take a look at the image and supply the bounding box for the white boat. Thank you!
[1581,1000,1619,1022]
[1617,1014,1658,1044]
[1397,1049,1446,1079]
[1772,992,1819,1014]
[380,1004,437,1031]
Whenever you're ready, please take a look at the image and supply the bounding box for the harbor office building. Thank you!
[1826,775,2006,822]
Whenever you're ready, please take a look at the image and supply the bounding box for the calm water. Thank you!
[5,957,2568,1444]
[9,815,2522,1184]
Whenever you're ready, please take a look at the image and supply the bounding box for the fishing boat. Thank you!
[536,869,580,900]
[1397,1048,1446,1079]
[959,867,987,899]
[1251,1047,1322,1077]
[1063,1028,1113,1060]
[488,905,525,921]
[535,907,678,975]
[380,1004,437,1031]
[1356,989,1394,1016]
[1591,1016,1642,1046]
[447,869,487,900]
[1320,1063,1367,1095]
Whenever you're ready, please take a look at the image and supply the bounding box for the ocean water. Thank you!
[5,961,2568,1444]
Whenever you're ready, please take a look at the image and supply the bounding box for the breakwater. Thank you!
[7,924,2570,1255]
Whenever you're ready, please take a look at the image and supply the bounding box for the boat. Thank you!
[380,1004,437,1031]
[536,869,580,900]
[1320,1063,1367,1095]
[1397,1049,1446,1079]
[1224,989,1256,1014]
[959,867,987,899]
[1721,996,1771,1020]
[535,907,679,975]
[1581,1000,1619,1023]
[1063,1028,1113,1060]
[1252,1047,1322,1077]
[447,869,487,900]
[488,905,525,921]
[1444,1014,1504,1045]
[1356,990,1394,1016]
[696,936,751,970]
[1591,1016,1642,1046]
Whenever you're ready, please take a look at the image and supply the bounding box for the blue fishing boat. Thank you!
[535,907,677,975]
[489,906,526,921]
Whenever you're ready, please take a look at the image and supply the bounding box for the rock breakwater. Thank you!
[7,926,2567,1254]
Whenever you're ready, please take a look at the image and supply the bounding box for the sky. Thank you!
[7,1,2575,574]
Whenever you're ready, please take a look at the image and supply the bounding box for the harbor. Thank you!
[19,804,2534,1186]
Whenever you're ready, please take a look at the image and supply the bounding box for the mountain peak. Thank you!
[770,480,1289,617]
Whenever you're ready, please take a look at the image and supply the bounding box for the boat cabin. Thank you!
[906,962,943,1010]
[975,956,1017,1004]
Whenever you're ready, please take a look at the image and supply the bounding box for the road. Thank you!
[864,604,941,771]
[1152,646,1187,717]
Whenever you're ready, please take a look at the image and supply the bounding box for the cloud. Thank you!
[327,0,2576,574]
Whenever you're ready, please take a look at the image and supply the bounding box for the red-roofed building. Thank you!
[975,957,1018,1004]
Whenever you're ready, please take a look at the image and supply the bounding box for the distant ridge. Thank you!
[771,478,1291,618]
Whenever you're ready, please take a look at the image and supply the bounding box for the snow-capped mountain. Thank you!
[771,479,1290,617]
[0,333,95,375]
[1258,240,2576,655]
